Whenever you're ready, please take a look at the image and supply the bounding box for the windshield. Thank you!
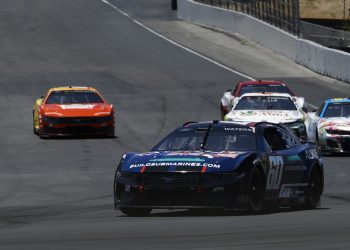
[240,84,294,96]
[234,96,297,111]
[152,126,256,151]
[203,128,256,151]
[45,91,104,104]
[323,103,350,118]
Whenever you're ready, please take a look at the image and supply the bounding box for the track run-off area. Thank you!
[0,0,350,249]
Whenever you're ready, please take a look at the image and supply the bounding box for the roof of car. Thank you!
[48,86,98,92]
[325,98,350,104]
[183,121,247,128]
[239,92,293,98]
[182,120,278,129]
[238,80,285,86]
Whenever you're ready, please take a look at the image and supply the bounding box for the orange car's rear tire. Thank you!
[38,128,48,139]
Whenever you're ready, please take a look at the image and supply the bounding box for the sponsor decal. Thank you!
[203,152,241,159]
[287,155,301,162]
[319,118,350,130]
[239,111,255,116]
[150,158,205,162]
[279,183,307,198]
[224,127,253,132]
[266,156,284,190]
[305,149,318,160]
[129,162,221,169]
[161,176,174,184]
[240,111,293,117]
[61,104,94,109]
[166,151,241,159]
[135,152,160,157]
[212,186,225,193]
[280,187,292,198]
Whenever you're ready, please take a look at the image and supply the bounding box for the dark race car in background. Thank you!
[114,121,323,216]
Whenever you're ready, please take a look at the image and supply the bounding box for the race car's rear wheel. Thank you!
[247,167,265,213]
[120,208,152,216]
[304,169,322,209]
[38,128,48,139]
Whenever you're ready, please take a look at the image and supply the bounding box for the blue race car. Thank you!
[114,121,324,216]
[305,98,350,153]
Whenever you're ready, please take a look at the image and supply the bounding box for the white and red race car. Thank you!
[221,80,306,119]
[224,92,307,138]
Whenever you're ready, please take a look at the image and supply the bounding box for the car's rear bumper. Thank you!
[40,124,114,137]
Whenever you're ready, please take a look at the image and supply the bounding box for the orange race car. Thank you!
[33,86,115,138]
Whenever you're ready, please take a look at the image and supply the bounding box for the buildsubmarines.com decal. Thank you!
[130,162,221,169]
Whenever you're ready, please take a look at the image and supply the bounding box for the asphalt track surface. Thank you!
[0,1,350,249]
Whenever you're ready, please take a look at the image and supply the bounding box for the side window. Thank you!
[263,127,287,151]
[316,102,325,116]
[279,128,298,149]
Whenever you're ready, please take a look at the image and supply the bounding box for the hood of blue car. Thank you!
[120,151,253,173]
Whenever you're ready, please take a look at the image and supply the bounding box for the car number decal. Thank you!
[266,156,284,190]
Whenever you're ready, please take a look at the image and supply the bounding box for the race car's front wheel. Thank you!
[33,121,38,135]
[120,208,152,216]
[247,167,265,213]
[304,169,322,209]
[33,111,38,135]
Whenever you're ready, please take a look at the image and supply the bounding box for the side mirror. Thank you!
[40,96,44,99]
[312,109,317,112]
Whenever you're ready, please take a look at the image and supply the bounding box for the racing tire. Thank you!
[107,127,115,138]
[33,111,38,135]
[304,169,322,209]
[38,129,48,139]
[120,208,152,216]
[247,167,265,213]
[33,121,38,135]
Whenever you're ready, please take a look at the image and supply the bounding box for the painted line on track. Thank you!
[100,0,254,80]
[100,0,318,109]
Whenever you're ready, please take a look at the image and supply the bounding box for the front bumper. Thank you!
[318,134,350,153]
[114,172,248,209]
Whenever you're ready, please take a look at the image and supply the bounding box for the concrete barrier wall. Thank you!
[177,0,350,83]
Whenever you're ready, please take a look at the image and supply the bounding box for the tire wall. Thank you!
[177,0,350,83]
